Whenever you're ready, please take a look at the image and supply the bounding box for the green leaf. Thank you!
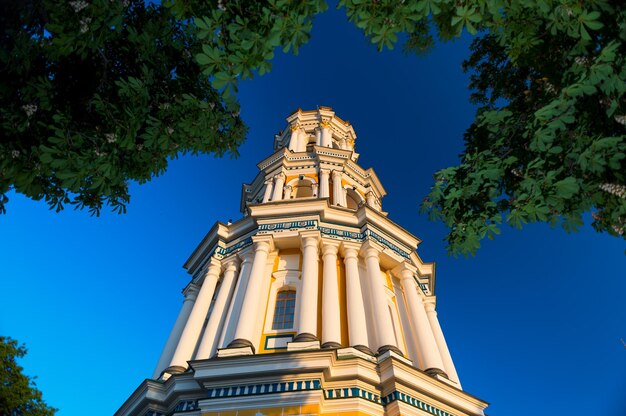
[554,177,579,199]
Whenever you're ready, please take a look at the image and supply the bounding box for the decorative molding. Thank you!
[258,220,317,232]
[215,237,252,258]
[173,400,199,412]
[382,391,455,416]
[365,229,411,259]
[318,226,364,240]
[324,387,381,405]
[256,220,412,259]
[196,237,253,275]
[206,379,321,400]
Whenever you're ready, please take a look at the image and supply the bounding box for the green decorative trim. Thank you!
[318,226,364,240]
[324,387,381,404]
[206,379,321,400]
[382,391,454,416]
[215,237,253,257]
[259,220,317,231]
[365,229,411,259]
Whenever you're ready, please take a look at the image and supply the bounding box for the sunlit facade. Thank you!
[116,107,488,416]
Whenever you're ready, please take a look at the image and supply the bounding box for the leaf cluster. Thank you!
[0,336,56,415]
[420,1,626,255]
[1,0,247,215]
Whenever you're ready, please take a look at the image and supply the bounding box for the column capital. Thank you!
[221,256,241,273]
[290,123,301,132]
[321,240,340,256]
[340,241,361,259]
[237,246,255,263]
[360,240,382,259]
[274,172,286,181]
[264,177,273,185]
[299,230,321,249]
[319,168,330,176]
[251,235,274,253]
[392,262,418,280]
[331,169,343,179]
[182,282,200,300]
[423,297,437,312]
[205,257,222,274]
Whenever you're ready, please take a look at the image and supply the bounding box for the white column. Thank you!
[366,191,377,208]
[319,169,330,199]
[362,242,400,355]
[283,184,292,200]
[271,173,285,201]
[342,244,371,354]
[297,130,308,152]
[218,248,254,348]
[262,179,273,202]
[167,259,221,372]
[152,284,199,379]
[227,237,273,352]
[320,122,332,147]
[398,265,447,377]
[332,170,344,207]
[321,241,342,348]
[293,232,320,343]
[194,259,240,359]
[288,125,299,152]
[425,299,461,386]
[312,183,319,197]
[315,128,322,146]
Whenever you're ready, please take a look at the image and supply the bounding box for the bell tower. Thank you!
[117,107,488,416]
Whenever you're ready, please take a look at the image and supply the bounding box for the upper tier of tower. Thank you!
[275,106,359,156]
[241,106,386,214]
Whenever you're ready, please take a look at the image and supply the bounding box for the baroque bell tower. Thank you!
[117,107,488,416]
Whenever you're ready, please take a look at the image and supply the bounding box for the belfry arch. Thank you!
[286,176,318,199]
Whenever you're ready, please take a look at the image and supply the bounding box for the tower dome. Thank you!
[117,107,488,416]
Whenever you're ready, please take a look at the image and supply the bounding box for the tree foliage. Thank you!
[1,0,244,215]
[413,1,626,256]
[0,336,56,415]
[2,0,624,255]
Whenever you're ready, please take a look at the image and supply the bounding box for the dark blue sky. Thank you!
[1,6,625,416]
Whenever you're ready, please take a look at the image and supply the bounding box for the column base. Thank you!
[377,344,404,357]
[217,346,254,358]
[161,365,187,380]
[425,367,449,379]
[287,340,320,352]
[321,341,342,349]
[293,332,318,343]
[226,338,255,352]
[336,347,378,363]
[353,344,375,356]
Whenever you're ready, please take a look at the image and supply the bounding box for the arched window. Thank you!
[272,290,296,330]
[345,188,363,210]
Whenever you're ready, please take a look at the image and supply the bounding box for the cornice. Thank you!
[188,195,434,294]
[114,373,201,416]
[183,216,256,275]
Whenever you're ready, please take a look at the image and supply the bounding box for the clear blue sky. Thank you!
[1,6,625,416]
